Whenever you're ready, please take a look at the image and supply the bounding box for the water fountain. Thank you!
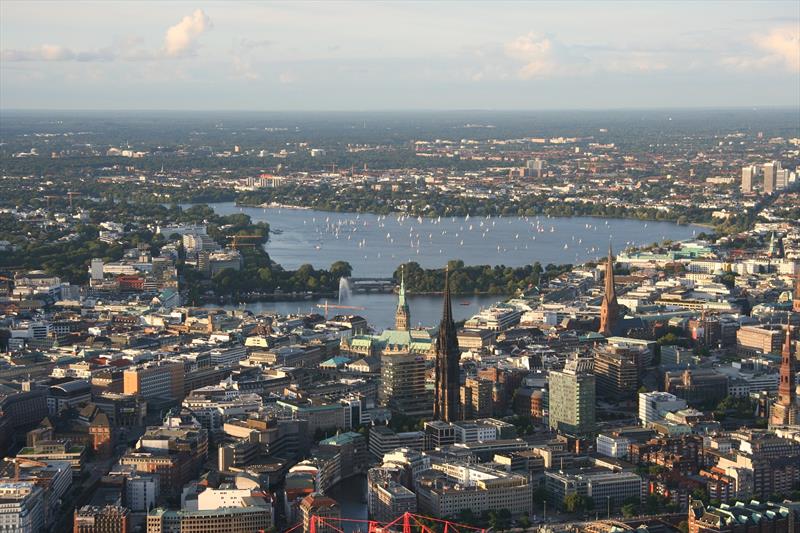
[338,277,352,304]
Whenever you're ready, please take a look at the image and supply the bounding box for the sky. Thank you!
[1,1,798,111]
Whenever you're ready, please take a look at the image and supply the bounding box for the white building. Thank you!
[453,422,498,444]
[0,482,44,533]
[125,472,160,512]
[638,391,688,426]
[596,433,632,459]
[90,258,104,281]
[198,487,254,510]
[209,345,248,367]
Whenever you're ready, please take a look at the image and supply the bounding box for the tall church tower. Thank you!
[770,323,797,426]
[599,244,619,336]
[434,267,461,422]
[395,267,410,331]
[793,274,800,313]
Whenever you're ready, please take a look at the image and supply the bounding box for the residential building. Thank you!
[367,466,417,522]
[688,499,797,533]
[73,505,129,533]
[299,493,340,533]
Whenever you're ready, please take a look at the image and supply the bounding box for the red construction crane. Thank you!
[67,191,81,209]
[44,195,60,209]
[283,511,487,533]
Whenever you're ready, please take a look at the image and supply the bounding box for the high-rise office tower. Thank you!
[593,344,641,399]
[526,159,545,178]
[548,357,596,439]
[776,168,790,190]
[380,350,431,417]
[741,165,756,193]
[763,161,779,193]
[434,267,461,422]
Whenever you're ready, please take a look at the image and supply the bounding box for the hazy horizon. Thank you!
[2,1,798,111]
[2,105,799,114]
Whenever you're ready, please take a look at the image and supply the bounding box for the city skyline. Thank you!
[1,1,799,111]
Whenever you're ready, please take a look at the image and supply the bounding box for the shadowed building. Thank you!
[434,267,461,422]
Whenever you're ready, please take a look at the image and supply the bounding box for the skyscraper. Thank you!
[770,324,797,426]
[741,165,756,194]
[763,161,779,194]
[380,350,431,417]
[395,268,410,331]
[548,357,596,439]
[434,267,461,422]
[593,344,641,399]
[599,244,619,336]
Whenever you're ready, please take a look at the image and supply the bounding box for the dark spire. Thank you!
[435,263,461,422]
[441,264,453,327]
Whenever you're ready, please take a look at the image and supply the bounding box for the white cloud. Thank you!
[723,25,799,72]
[279,72,298,84]
[756,25,799,71]
[486,31,692,81]
[504,32,567,78]
[1,44,115,62]
[232,56,260,80]
[163,9,212,57]
[1,10,211,62]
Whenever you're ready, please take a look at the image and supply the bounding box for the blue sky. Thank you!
[1,1,798,110]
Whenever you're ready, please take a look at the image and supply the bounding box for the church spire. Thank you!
[599,243,619,336]
[794,274,800,313]
[605,243,617,301]
[778,320,795,405]
[395,265,410,330]
[434,264,461,422]
[442,264,453,327]
[771,318,797,426]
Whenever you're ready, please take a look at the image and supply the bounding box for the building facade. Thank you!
[548,357,596,439]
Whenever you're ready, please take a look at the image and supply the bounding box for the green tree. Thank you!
[621,503,638,518]
[564,493,586,513]
[329,261,353,279]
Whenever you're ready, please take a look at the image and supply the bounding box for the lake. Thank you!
[220,292,502,330]
[205,202,700,278]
